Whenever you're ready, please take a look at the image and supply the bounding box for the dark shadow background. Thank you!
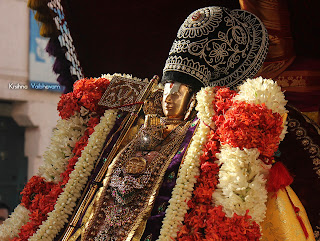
[62,0,241,79]
[61,0,319,80]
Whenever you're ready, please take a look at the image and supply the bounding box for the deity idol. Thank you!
[0,6,315,241]
[75,6,314,241]
[79,81,196,241]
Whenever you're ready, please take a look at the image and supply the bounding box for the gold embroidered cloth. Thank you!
[261,186,315,241]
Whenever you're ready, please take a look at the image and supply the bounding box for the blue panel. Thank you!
[29,10,63,92]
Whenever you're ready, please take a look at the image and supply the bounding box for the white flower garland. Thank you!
[38,107,89,183]
[0,108,89,240]
[239,78,287,142]
[159,78,287,239]
[0,205,30,241]
[212,77,287,225]
[196,87,216,129]
[212,145,271,223]
[29,109,118,241]
[234,77,288,141]
[234,77,287,116]
[158,87,215,241]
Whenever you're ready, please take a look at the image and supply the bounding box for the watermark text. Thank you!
[8,83,28,90]
[30,82,61,90]
[8,82,61,91]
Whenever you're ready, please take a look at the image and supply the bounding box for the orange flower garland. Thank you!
[57,77,110,119]
[218,102,283,163]
[177,87,262,240]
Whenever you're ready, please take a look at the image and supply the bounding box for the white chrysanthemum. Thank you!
[29,109,117,241]
[38,111,88,183]
[212,145,271,224]
[158,86,215,241]
[0,205,30,240]
[234,77,287,116]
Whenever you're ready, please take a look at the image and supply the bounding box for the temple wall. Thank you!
[0,0,60,180]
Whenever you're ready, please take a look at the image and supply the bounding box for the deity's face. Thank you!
[162,82,191,119]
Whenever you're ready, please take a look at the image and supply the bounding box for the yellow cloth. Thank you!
[261,186,315,241]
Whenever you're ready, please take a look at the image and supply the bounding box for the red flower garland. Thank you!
[20,176,55,210]
[205,207,261,241]
[60,116,100,186]
[177,87,261,240]
[57,92,81,120]
[13,116,101,241]
[12,78,110,241]
[73,77,110,114]
[57,77,110,119]
[218,101,283,163]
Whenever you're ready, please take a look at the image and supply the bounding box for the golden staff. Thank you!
[59,75,159,241]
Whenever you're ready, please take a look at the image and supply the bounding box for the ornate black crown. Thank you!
[162,6,269,89]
